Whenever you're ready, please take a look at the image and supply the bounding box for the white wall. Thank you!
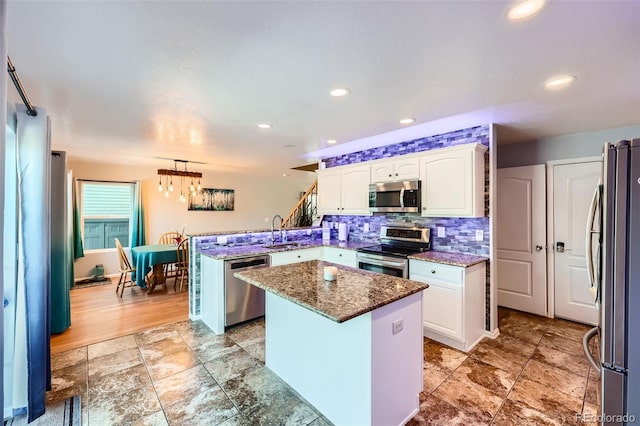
[497,124,640,168]
[69,158,315,278]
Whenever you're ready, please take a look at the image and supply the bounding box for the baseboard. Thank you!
[484,328,500,339]
[189,313,201,321]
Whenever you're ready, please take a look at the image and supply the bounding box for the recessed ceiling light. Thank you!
[399,118,415,125]
[506,0,546,22]
[329,88,350,97]
[326,139,338,145]
[543,74,577,90]
[257,123,272,129]
[282,173,288,177]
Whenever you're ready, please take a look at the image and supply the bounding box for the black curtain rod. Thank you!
[7,56,38,117]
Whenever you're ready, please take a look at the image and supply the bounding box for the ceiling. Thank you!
[6,1,640,176]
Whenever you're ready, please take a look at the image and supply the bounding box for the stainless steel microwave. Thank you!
[368,180,421,213]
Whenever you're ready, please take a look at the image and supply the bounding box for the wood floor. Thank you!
[50,277,189,354]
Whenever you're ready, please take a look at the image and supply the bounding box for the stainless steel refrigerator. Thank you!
[585,139,639,424]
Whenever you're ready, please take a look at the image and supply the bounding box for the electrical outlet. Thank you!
[392,319,404,335]
[264,217,270,223]
[437,227,445,237]
[475,230,484,241]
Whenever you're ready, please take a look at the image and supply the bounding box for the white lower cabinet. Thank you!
[322,247,357,267]
[270,247,323,266]
[409,259,486,352]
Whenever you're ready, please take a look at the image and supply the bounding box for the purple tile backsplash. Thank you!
[324,125,489,168]
[321,215,489,256]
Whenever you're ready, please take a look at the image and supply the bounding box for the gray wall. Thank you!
[497,124,640,168]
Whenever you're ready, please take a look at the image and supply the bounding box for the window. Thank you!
[80,181,134,250]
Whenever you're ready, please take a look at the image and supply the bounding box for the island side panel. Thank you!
[371,291,423,425]
[265,292,373,426]
[201,255,225,335]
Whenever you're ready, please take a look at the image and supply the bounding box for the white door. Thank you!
[496,165,547,316]
[553,161,601,325]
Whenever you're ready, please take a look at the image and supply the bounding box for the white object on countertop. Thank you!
[323,266,338,281]
[338,223,348,241]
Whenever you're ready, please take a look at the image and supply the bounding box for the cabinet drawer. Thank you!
[323,247,357,267]
[270,248,322,266]
[410,260,463,285]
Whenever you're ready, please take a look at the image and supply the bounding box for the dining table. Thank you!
[131,244,178,293]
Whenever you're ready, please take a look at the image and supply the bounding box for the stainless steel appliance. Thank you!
[369,180,421,213]
[356,226,431,278]
[225,255,270,327]
[583,139,639,423]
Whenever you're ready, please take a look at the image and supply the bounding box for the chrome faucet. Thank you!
[271,214,283,243]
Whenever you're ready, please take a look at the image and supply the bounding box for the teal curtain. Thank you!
[131,180,145,247]
[72,178,84,259]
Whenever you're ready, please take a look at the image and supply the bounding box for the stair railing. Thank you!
[283,180,318,229]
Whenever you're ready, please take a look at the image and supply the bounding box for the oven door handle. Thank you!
[400,188,405,209]
[358,255,406,269]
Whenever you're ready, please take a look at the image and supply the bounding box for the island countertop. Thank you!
[234,260,428,323]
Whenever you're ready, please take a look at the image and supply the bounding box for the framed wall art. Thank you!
[188,188,235,211]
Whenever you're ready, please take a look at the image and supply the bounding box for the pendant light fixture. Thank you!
[157,159,203,203]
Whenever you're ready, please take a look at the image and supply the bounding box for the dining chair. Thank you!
[115,238,136,298]
[174,238,189,292]
[159,231,183,278]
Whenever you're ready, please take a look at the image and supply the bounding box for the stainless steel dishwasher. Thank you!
[224,255,270,327]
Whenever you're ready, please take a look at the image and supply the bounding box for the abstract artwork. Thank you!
[188,188,235,211]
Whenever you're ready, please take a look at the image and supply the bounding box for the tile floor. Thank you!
[41,307,600,425]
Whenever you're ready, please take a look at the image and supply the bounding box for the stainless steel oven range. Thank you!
[356,226,431,278]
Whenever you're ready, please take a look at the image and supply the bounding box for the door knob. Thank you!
[556,242,565,253]
[535,245,544,251]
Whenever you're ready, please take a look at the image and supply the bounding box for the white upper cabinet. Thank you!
[317,164,371,216]
[370,157,420,183]
[420,143,487,217]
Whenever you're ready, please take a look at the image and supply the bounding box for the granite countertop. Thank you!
[408,251,488,267]
[234,260,428,323]
[199,240,372,260]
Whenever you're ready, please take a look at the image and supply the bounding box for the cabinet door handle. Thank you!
[297,255,301,258]
[339,254,342,257]
[431,270,436,274]
[535,245,544,251]
[395,173,398,176]
[422,207,426,210]
[388,174,392,177]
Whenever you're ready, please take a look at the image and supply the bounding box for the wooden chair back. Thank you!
[176,239,189,270]
[115,238,133,271]
[159,231,183,245]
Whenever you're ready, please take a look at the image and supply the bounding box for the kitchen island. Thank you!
[235,260,428,426]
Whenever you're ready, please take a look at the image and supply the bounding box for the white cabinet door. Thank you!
[370,161,395,183]
[370,158,419,183]
[420,144,486,217]
[410,261,464,342]
[323,247,357,267]
[421,280,463,341]
[270,247,323,266]
[317,169,342,215]
[394,157,420,181]
[410,259,486,352]
[340,165,371,215]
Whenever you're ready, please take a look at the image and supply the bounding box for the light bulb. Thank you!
[158,183,162,192]
[169,177,173,192]
[164,190,169,198]
[197,179,201,191]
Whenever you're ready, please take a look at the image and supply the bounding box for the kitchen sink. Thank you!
[263,242,312,250]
